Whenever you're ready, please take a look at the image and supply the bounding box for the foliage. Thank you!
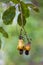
[0,1,43,65]
[0,0,42,65]
[2,6,16,25]
[0,0,39,38]
[0,27,8,38]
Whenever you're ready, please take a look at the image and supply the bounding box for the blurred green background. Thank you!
[0,0,43,65]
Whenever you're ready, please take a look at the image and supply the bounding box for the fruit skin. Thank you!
[17,39,24,50]
[17,36,24,55]
[24,43,31,55]
[19,49,23,55]
[17,39,24,55]
[25,50,29,55]
[25,44,31,51]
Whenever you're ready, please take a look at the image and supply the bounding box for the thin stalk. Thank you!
[19,2,30,41]
[19,2,24,27]
[23,27,29,42]
[20,28,22,36]
[0,39,1,49]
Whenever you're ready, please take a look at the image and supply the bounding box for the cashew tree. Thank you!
[0,0,39,55]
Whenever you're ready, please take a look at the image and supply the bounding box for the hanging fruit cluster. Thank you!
[17,28,31,55]
[0,0,39,54]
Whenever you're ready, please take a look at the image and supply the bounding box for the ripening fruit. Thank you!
[17,36,24,55]
[25,50,29,55]
[24,43,31,55]
[19,49,23,55]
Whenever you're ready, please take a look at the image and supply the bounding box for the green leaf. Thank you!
[0,0,10,3]
[20,1,30,18]
[12,0,20,4]
[2,6,16,25]
[0,0,20,3]
[33,7,39,12]
[26,2,39,12]
[17,14,26,26]
[0,27,8,38]
[26,2,35,7]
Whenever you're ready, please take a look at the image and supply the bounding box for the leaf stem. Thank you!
[19,2,30,42]
[19,2,24,27]
[0,39,1,49]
